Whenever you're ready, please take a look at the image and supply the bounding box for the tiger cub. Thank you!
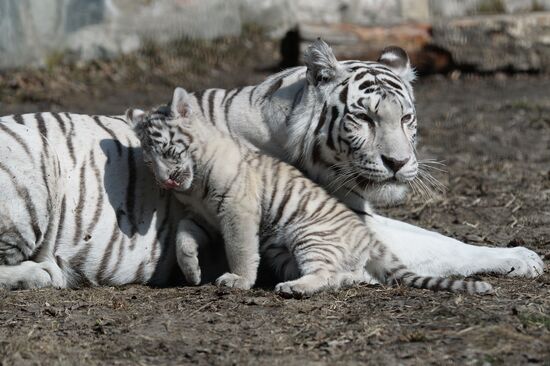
[128,87,494,296]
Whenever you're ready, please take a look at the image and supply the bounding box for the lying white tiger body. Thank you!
[0,40,542,289]
[129,87,494,295]
[0,113,187,288]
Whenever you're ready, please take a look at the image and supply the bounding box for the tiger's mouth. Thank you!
[355,174,406,188]
[353,165,417,185]
[156,173,193,192]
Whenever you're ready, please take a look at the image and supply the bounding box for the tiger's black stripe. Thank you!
[194,90,207,117]
[97,221,121,285]
[93,116,122,156]
[0,161,42,243]
[53,196,67,254]
[223,87,244,134]
[12,114,25,124]
[125,138,138,238]
[35,113,54,209]
[208,89,217,126]
[71,159,88,246]
[0,123,33,160]
[263,78,283,102]
[60,112,77,167]
[84,151,104,238]
[326,106,339,150]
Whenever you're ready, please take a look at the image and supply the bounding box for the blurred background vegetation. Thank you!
[1,0,550,114]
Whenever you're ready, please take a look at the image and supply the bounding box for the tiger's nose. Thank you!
[381,155,410,173]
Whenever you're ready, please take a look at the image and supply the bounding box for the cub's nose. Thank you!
[163,178,181,189]
[381,155,410,173]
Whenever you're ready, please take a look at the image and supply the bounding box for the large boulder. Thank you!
[432,12,550,72]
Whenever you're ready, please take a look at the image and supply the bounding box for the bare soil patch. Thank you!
[0,34,548,365]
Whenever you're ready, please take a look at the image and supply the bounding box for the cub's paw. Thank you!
[275,280,319,298]
[504,247,544,278]
[183,267,201,286]
[215,273,253,290]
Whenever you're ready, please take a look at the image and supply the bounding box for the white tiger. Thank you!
[0,40,542,289]
[128,87,494,296]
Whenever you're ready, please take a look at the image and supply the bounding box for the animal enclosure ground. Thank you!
[0,36,549,364]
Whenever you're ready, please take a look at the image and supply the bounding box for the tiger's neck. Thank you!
[188,119,244,181]
[258,73,383,211]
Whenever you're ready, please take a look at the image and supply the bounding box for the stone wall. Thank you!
[0,0,242,69]
[0,0,431,69]
[1,0,550,70]
[429,0,550,18]
[432,12,550,72]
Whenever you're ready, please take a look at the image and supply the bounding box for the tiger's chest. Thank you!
[173,191,221,231]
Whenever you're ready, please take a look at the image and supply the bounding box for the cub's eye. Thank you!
[401,114,414,124]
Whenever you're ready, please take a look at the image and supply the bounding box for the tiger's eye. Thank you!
[401,114,413,124]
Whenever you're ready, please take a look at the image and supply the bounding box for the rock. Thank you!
[429,0,550,18]
[432,12,550,72]
[0,0,435,69]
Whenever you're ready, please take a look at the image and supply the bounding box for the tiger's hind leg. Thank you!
[0,118,68,290]
[275,270,360,297]
[0,218,72,290]
[0,257,68,290]
[274,241,358,297]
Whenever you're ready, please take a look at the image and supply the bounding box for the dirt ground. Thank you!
[0,33,549,365]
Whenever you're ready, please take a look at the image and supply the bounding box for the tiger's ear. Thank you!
[125,108,145,128]
[304,39,340,86]
[126,108,147,140]
[171,87,193,118]
[377,46,416,83]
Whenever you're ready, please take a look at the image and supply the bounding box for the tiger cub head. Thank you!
[127,88,197,192]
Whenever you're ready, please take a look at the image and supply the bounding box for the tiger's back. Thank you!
[0,113,185,287]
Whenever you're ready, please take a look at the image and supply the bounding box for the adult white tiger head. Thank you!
[289,40,418,207]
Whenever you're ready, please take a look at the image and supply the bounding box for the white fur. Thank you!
[0,41,543,290]
[373,214,543,278]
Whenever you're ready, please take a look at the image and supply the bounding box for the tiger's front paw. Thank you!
[275,281,307,298]
[504,247,544,278]
[215,273,253,290]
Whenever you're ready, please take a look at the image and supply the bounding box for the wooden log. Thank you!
[290,22,452,74]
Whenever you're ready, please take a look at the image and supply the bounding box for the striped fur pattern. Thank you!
[173,40,420,210]
[0,40,542,290]
[0,112,187,289]
[128,88,494,296]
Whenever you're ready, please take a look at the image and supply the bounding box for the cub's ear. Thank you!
[377,46,416,83]
[126,108,147,141]
[171,87,193,118]
[304,38,340,86]
[125,108,145,127]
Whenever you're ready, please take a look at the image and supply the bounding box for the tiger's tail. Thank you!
[367,240,494,295]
